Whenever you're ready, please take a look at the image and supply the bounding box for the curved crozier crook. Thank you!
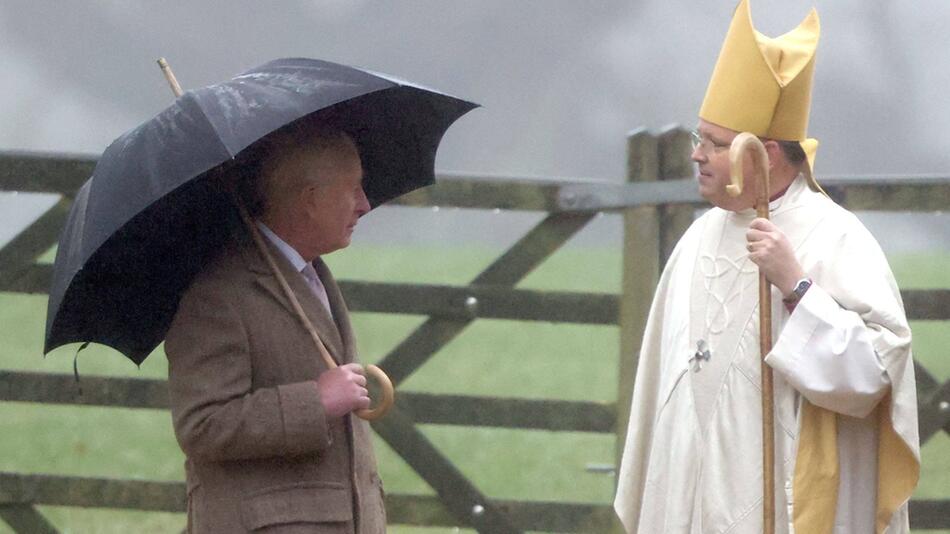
[727,132,770,206]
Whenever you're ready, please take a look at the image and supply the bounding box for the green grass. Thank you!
[1,246,947,533]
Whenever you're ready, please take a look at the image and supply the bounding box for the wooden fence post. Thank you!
[657,125,696,268]
[614,129,661,519]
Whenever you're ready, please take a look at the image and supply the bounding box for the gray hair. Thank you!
[231,119,357,217]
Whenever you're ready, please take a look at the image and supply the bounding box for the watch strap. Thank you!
[783,277,812,304]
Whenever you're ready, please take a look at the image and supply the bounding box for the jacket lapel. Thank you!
[243,238,346,363]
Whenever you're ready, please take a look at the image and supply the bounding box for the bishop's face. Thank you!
[691,119,759,212]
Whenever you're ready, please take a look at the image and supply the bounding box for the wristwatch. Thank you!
[782,277,812,305]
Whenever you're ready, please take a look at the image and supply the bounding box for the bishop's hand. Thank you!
[745,218,805,296]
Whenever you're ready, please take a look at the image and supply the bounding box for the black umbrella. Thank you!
[45,57,478,366]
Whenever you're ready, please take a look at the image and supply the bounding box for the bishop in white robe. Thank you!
[614,170,918,533]
[615,2,919,531]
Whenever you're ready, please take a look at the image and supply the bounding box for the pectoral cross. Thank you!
[690,339,711,372]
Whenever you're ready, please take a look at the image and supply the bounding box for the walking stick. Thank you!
[156,58,394,421]
[728,132,775,534]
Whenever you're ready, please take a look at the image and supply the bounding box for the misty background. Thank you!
[1,0,948,253]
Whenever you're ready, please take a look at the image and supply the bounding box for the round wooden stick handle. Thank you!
[729,132,775,534]
[155,57,394,421]
[356,365,395,421]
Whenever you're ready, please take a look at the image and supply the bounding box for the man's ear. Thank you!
[301,182,322,207]
[285,183,314,223]
[763,139,782,171]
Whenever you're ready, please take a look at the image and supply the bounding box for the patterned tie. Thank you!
[300,263,333,318]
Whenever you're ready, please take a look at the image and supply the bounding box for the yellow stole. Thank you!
[792,396,919,533]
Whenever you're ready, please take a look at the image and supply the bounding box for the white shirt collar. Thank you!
[255,221,310,273]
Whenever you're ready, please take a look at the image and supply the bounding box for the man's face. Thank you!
[299,141,370,256]
[691,119,759,211]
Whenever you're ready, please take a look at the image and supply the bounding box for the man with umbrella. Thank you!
[44,58,475,533]
[614,1,919,532]
[166,119,386,533]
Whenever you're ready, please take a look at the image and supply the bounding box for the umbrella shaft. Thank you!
[158,58,184,97]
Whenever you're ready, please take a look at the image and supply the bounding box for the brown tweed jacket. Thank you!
[165,236,385,533]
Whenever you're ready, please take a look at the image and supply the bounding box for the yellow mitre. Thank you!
[700,0,822,190]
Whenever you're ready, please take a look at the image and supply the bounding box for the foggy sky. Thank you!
[4,1,950,178]
[1,1,948,252]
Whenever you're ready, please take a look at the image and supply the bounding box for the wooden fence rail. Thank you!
[1,127,949,532]
[1,467,946,530]
[0,472,614,532]
[0,371,616,433]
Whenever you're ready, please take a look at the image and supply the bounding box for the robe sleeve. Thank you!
[165,272,332,462]
[765,213,911,419]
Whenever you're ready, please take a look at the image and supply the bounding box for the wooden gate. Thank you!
[0,150,618,533]
[1,126,949,532]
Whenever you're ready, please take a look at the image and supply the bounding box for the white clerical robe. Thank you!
[614,176,919,534]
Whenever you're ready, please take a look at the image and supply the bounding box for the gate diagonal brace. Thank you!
[372,405,521,534]
[370,212,595,534]
[377,212,596,385]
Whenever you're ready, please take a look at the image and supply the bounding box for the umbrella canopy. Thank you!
[45,57,477,364]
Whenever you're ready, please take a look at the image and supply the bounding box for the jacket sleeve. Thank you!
[165,275,332,461]
[766,216,910,419]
